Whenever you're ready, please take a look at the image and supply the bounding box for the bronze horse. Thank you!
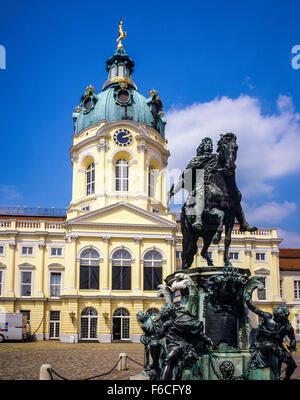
[180,133,255,268]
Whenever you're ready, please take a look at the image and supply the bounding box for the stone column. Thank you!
[271,248,281,301]
[137,143,147,196]
[165,239,173,277]
[244,248,252,273]
[133,237,142,293]
[217,247,224,266]
[97,141,109,202]
[35,240,45,297]
[161,160,168,208]
[6,239,16,297]
[64,235,78,295]
[102,236,111,292]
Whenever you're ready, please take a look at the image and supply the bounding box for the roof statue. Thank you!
[117,17,127,49]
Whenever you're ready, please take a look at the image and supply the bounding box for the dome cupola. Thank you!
[72,19,166,137]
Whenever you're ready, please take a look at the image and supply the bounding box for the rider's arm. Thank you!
[287,324,297,351]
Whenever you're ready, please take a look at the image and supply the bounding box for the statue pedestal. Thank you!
[164,267,273,381]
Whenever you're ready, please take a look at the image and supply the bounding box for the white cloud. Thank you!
[278,229,300,248]
[166,94,300,197]
[243,201,297,224]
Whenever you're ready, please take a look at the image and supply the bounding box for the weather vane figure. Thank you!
[117,17,127,48]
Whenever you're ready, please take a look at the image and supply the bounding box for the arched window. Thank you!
[147,308,159,316]
[112,249,131,290]
[79,249,100,290]
[111,66,116,79]
[113,308,130,340]
[116,159,129,191]
[143,250,163,291]
[80,307,98,340]
[148,166,155,197]
[118,65,124,77]
[87,163,95,195]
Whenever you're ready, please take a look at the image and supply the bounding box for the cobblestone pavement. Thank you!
[1,341,300,380]
[0,342,145,380]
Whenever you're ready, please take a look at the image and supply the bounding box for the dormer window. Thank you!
[111,66,116,79]
[118,65,124,77]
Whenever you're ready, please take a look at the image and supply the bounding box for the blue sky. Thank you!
[0,0,300,246]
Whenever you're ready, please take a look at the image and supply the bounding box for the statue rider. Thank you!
[167,136,256,233]
[167,137,215,231]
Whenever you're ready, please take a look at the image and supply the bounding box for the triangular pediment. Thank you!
[66,202,177,229]
[254,267,270,275]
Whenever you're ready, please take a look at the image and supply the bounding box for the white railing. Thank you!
[0,220,65,231]
[46,223,64,230]
[16,221,40,229]
[0,220,11,228]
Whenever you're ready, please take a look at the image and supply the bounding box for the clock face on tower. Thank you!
[113,129,133,147]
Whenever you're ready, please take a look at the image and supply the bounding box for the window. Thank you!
[49,311,60,339]
[20,310,30,324]
[50,273,61,297]
[118,65,124,77]
[151,207,160,214]
[144,250,163,291]
[0,245,4,255]
[280,279,283,298]
[294,280,300,300]
[21,246,33,256]
[256,252,266,261]
[296,315,300,335]
[87,163,95,195]
[176,251,182,260]
[79,249,100,290]
[148,166,155,197]
[80,307,98,340]
[81,205,90,212]
[229,252,239,260]
[257,276,267,300]
[51,248,63,257]
[0,270,2,295]
[21,271,32,297]
[112,249,131,290]
[116,159,129,191]
[113,308,130,340]
[111,66,116,79]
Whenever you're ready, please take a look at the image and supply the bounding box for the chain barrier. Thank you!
[126,355,145,367]
[46,357,122,381]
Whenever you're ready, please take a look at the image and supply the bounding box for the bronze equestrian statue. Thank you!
[168,133,257,268]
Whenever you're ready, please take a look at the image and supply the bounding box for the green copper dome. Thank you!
[72,47,166,138]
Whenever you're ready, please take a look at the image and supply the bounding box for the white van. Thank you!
[0,313,27,342]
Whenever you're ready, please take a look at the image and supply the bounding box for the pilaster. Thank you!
[133,237,142,292]
[5,239,16,297]
[102,236,111,292]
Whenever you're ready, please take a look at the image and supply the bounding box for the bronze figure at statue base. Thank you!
[137,266,296,380]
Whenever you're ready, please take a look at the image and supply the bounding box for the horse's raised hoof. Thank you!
[239,224,257,232]
[212,232,221,244]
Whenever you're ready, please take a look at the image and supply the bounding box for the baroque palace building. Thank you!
[0,30,299,342]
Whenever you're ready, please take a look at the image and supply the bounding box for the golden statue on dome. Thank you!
[117,17,127,48]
